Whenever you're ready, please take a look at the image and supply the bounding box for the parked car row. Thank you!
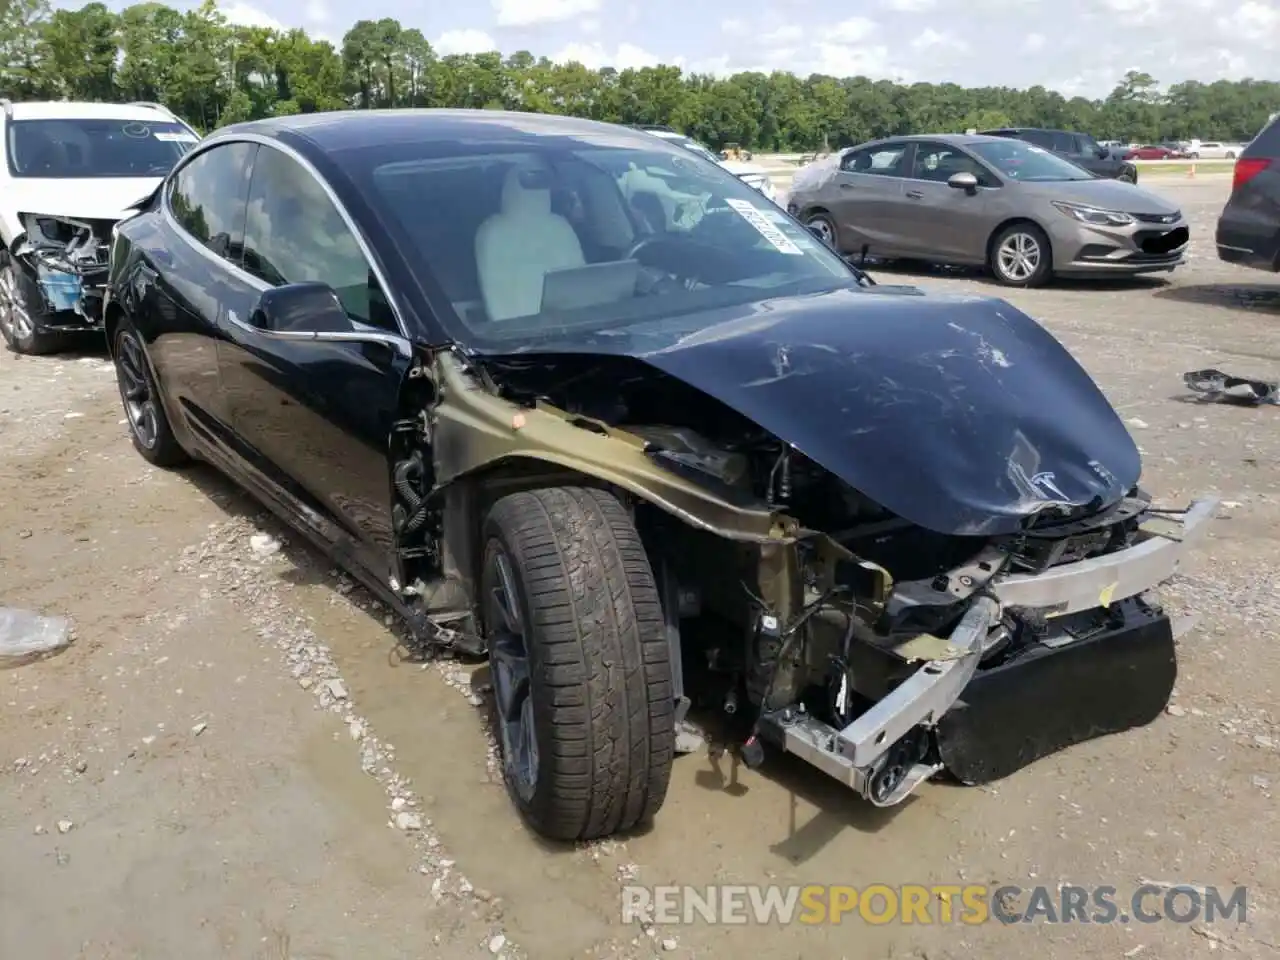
[0,103,1218,846]
[787,132,1188,287]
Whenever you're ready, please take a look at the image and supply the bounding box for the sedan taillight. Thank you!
[1232,157,1271,192]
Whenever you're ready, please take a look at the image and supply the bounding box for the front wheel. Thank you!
[482,486,674,842]
[804,212,839,252]
[989,223,1053,288]
[0,251,62,355]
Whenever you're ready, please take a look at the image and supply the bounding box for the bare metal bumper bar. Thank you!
[760,497,1218,808]
[993,496,1219,616]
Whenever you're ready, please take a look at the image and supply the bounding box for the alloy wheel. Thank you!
[115,330,160,450]
[996,232,1041,283]
[485,547,539,801]
[0,264,35,341]
[806,216,834,245]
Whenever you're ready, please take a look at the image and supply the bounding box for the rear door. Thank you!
[127,140,257,454]
[217,142,412,582]
[897,141,1000,262]
[827,142,911,254]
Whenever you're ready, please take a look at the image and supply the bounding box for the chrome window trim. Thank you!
[161,132,412,350]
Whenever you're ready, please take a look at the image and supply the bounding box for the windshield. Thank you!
[357,138,856,346]
[7,118,198,179]
[969,139,1095,182]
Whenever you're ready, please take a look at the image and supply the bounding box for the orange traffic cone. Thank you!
[1187,162,1196,178]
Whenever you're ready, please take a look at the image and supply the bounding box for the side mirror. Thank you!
[250,282,352,334]
[947,171,979,191]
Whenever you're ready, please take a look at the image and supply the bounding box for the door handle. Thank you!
[905,190,924,200]
[839,182,857,189]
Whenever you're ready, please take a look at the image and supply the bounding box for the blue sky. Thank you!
[97,0,1280,98]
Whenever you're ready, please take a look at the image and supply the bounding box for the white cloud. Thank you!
[304,0,329,23]
[221,3,284,30]
[1025,32,1045,52]
[883,0,935,8]
[435,29,498,55]
[829,17,878,44]
[911,28,969,52]
[493,0,600,27]
[551,42,666,70]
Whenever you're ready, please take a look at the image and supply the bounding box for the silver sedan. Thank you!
[786,133,1189,287]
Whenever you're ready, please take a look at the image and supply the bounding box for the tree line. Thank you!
[1,0,1276,150]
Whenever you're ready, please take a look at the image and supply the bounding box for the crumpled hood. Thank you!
[11,176,162,221]
[631,288,1142,536]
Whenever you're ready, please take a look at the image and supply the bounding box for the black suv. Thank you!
[1216,114,1280,273]
[979,127,1139,183]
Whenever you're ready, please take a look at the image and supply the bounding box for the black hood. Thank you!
[488,287,1142,536]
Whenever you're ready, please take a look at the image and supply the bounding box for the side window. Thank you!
[840,144,908,177]
[910,143,996,186]
[1021,130,1055,150]
[241,146,396,333]
[167,142,256,261]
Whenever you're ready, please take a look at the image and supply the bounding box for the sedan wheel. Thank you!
[990,223,1052,287]
[112,320,188,467]
[805,213,838,250]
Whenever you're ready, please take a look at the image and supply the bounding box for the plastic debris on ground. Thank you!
[1183,368,1278,406]
[0,608,72,664]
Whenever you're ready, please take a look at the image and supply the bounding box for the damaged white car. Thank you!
[0,100,199,355]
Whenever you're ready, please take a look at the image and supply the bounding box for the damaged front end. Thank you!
[12,213,116,330]
[410,330,1218,810]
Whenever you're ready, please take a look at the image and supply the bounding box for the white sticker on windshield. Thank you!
[155,131,198,143]
[725,198,803,255]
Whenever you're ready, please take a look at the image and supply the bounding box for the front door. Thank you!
[896,141,998,262]
[217,143,412,584]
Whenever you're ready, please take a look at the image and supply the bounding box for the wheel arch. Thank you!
[986,216,1054,266]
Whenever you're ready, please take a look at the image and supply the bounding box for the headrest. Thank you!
[501,164,553,217]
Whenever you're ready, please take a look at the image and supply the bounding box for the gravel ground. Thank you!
[1,175,1276,959]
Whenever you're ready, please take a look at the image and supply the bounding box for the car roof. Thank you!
[859,133,1021,149]
[214,108,669,155]
[6,101,181,123]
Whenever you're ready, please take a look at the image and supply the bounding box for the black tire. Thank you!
[988,221,1053,288]
[804,211,839,252]
[481,486,674,841]
[1226,151,1236,160]
[0,250,63,356]
[111,316,188,467]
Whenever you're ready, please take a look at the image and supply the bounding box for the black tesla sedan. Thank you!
[103,109,1211,843]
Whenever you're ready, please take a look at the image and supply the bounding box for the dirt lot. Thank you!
[2,175,1277,959]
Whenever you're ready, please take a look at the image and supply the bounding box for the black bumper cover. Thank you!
[936,603,1176,785]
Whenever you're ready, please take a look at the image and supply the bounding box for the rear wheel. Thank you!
[112,318,188,467]
[989,222,1053,288]
[481,486,674,841]
[0,251,62,355]
[1226,151,1236,160]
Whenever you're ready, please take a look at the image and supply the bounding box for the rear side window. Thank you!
[167,142,256,261]
[241,145,397,333]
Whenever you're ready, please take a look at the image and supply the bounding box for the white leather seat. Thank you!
[475,165,585,321]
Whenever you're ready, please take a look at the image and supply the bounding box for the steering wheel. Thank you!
[624,234,668,262]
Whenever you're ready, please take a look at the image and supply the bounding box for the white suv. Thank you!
[0,100,200,354]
